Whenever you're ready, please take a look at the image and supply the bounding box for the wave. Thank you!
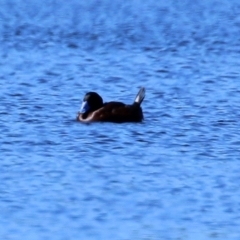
[1,0,240,48]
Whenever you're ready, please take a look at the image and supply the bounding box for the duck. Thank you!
[76,87,145,123]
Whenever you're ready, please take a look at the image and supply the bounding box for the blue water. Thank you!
[1,0,240,239]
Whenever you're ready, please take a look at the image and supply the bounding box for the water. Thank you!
[1,0,240,239]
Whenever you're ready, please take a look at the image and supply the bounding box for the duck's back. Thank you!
[93,101,143,123]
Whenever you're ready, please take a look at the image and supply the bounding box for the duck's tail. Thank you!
[134,87,145,105]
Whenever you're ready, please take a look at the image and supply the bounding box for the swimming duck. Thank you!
[76,87,145,123]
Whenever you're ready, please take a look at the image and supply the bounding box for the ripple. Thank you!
[1,1,240,240]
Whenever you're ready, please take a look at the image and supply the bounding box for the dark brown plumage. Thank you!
[76,87,145,123]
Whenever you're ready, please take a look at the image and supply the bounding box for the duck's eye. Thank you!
[79,101,90,113]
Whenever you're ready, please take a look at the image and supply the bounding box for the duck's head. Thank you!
[79,92,103,114]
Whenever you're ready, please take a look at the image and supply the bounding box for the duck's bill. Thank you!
[79,101,90,113]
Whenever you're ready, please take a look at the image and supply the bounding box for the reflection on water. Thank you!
[1,0,240,239]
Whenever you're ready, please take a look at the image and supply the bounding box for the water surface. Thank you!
[1,0,240,239]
